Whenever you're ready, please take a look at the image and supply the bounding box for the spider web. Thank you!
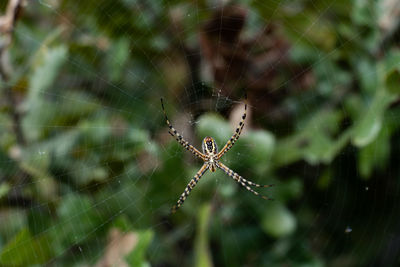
[1,0,400,266]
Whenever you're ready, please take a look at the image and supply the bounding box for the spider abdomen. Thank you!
[208,157,217,172]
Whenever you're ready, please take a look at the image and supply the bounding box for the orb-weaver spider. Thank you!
[161,96,273,213]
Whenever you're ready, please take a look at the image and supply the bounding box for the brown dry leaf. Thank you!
[110,115,128,137]
[200,5,248,94]
[94,228,138,267]
[0,0,25,34]
[137,149,159,174]
[199,4,307,123]
[379,0,400,35]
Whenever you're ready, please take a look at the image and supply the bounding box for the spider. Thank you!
[161,96,273,213]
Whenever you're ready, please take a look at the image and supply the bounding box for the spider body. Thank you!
[161,96,273,213]
[202,137,218,172]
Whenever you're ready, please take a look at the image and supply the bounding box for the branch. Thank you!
[0,0,26,145]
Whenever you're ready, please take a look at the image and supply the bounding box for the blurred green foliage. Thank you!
[1,0,400,266]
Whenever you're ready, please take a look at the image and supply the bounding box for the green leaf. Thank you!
[274,178,303,202]
[194,204,213,267]
[383,49,400,72]
[261,203,297,238]
[47,91,100,126]
[358,120,391,178]
[107,38,130,82]
[322,129,353,163]
[23,45,68,141]
[383,50,400,94]
[0,210,26,242]
[303,131,333,164]
[0,183,10,200]
[26,45,67,108]
[0,228,54,266]
[79,116,112,145]
[352,89,395,147]
[19,148,57,201]
[274,110,343,166]
[197,113,231,145]
[248,130,275,159]
[385,69,400,94]
[52,194,102,249]
[352,0,376,26]
[344,94,364,121]
[112,215,133,232]
[125,229,154,267]
[244,130,275,173]
[39,129,80,163]
[354,57,378,94]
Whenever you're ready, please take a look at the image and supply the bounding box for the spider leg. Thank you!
[171,163,209,213]
[217,162,273,200]
[217,93,247,160]
[161,98,206,160]
[218,162,274,188]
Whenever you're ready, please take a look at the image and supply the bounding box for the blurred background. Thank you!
[1,0,400,266]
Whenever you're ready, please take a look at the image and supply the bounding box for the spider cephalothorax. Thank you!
[161,95,273,213]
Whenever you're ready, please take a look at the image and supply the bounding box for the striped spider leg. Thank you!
[216,162,273,200]
[216,93,247,160]
[161,98,206,161]
[171,163,209,213]
[161,96,273,213]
